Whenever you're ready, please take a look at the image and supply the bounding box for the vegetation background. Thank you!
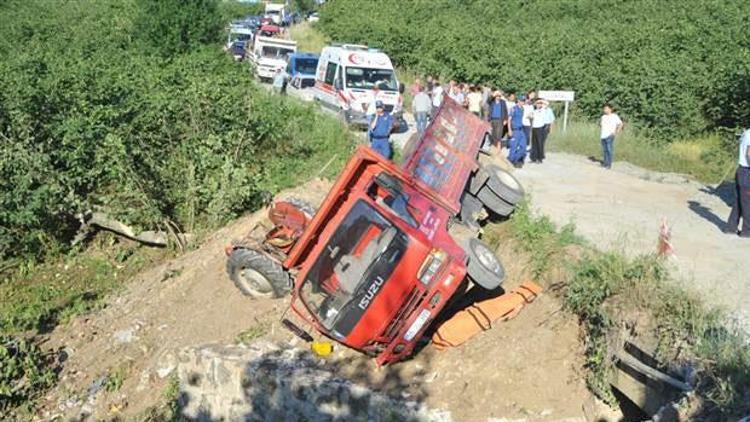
[318,0,750,143]
[0,0,350,412]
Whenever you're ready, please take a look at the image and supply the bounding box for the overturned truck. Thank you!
[226,98,525,364]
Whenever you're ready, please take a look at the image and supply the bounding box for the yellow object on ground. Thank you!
[311,341,334,357]
[432,281,543,350]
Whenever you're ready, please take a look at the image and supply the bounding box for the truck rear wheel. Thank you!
[465,238,505,290]
[476,186,515,217]
[226,248,291,298]
[282,197,316,219]
[483,165,524,205]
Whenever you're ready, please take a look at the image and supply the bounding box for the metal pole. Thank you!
[563,100,569,132]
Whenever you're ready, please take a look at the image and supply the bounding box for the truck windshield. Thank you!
[295,58,319,75]
[261,46,294,58]
[300,200,407,338]
[345,67,398,91]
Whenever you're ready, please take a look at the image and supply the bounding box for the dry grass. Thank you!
[287,21,328,53]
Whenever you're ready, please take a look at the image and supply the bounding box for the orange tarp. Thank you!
[432,281,543,350]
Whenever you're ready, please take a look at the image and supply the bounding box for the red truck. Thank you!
[226,98,525,365]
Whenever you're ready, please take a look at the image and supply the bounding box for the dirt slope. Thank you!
[38,178,597,421]
[515,152,750,330]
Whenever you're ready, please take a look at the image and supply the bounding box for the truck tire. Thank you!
[476,186,515,217]
[226,248,291,298]
[465,238,505,290]
[283,197,316,219]
[483,165,524,205]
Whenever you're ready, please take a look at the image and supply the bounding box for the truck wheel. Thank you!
[476,186,515,217]
[283,197,316,219]
[226,248,291,298]
[465,238,505,290]
[483,165,524,205]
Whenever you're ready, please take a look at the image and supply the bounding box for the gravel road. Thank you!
[513,152,750,330]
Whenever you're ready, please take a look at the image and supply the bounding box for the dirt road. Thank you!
[514,152,750,330]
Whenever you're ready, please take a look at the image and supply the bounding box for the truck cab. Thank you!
[313,44,403,127]
[226,99,525,365]
[286,53,320,89]
[264,3,287,26]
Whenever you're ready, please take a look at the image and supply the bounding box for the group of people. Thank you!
[377,75,750,240]
[409,77,556,168]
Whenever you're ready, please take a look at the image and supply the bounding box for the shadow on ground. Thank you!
[177,342,441,421]
[687,200,727,232]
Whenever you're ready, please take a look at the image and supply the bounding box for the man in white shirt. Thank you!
[725,128,750,237]
[599,104,623,169]
[521,96,534,147]
[431,79,444,117]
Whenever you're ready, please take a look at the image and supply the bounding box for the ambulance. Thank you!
[313,44,402,127]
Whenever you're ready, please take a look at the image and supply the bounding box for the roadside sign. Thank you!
[538,90,575,132]
[538,90,575,102]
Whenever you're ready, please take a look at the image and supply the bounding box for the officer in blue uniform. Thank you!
[369,100,394,159]
[507,95,527,168]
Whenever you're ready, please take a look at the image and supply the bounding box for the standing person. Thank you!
[488,90,508,149]
[599,104,623,169]
[448,83,464,105]
[366,85,383,123]
[426,75,434,94]
[725,128,750,237]
[530,99,546,163]
[410,77,422,97]
[504,93,516,144]
[467,86,483,117]
[431,79,444,117]
[481,84,492,119]
[369,100,394,159]
[527,90,537,104]
[507,99,527,167]
[541,100,555,160]
[412,85,432,136]
[521,95,533,147]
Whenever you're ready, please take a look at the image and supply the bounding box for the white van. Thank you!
[252,36,297,81]
[313,44,402,127]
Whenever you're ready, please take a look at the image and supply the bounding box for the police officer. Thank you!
[369,100,394,159]
[507,95,527,168]
[725,128,750,237]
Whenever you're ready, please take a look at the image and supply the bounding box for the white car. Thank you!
[308,12,320,23]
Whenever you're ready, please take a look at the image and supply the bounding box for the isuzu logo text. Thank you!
[358,275,385,310]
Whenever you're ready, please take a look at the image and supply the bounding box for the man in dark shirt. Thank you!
[488,91,508,150]
[369,100,394,159]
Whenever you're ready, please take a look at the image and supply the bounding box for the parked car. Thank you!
[286,52,319,89]
[307,12,320,23]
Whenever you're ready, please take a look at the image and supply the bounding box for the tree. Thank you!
[133,0,223,57]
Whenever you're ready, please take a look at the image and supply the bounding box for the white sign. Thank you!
[539,90,575,102]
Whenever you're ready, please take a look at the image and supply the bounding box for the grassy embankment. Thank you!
[548,121,737,184]
[483,203,749,417]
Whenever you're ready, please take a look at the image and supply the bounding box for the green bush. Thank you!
[318,0,750,139]
[134,0,223,56]
[0,0,352,262]
[0,336,55,411]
